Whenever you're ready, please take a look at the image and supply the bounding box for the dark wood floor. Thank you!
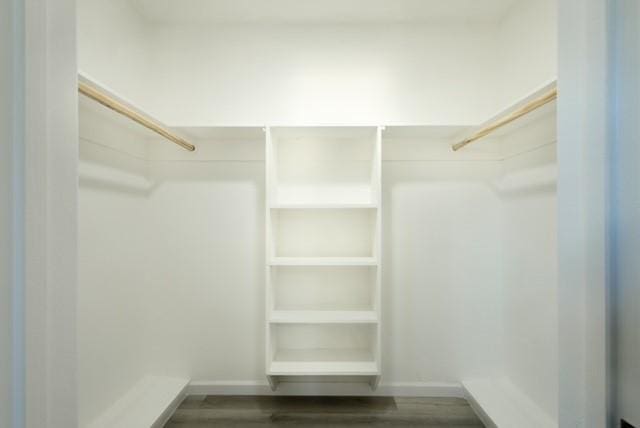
[164,395,485,427]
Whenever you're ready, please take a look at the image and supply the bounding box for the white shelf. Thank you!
[271,202,377,209]
[269,349,378,376]
[269,257,378,266]
[269,310,378,324]
[269,361,379,376]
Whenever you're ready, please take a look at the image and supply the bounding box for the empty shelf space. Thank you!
[268,324,378,376]
[269,257,378,266]
[275,185,375,207]
[271,266,376,312]
[270,208,377,258]
[269,349,378,376]
[269,310,378,324]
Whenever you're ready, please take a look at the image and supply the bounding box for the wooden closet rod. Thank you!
[78,81,196,152]
[452,88,557,151]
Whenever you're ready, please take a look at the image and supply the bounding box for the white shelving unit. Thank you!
[266,126,382,390]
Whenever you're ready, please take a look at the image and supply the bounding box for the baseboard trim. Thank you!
[187,380,464,397]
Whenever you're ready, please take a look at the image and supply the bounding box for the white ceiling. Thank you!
[131,0,521,24]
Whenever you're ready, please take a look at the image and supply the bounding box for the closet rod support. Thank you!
[452,88,557,151]
[78,81,196,152]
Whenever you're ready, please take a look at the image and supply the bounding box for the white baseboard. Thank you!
[187,380,464,397]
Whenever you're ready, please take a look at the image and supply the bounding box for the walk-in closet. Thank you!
[10,0,640,426]
[72,1,562,426]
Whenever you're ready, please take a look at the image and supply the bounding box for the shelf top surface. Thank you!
[269,257,378,266]
[268,360,378,376]
[271,202,378,209]
[270,310,378,324]
[270,126,378,140]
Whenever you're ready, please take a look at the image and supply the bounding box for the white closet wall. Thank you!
[499,123,558,421]
[143,140,264,381]
[77,0,154,110]
[78,103,155,426]
[496,0,557,106]
[78,0,556,126]
[611,1,640,425]
[78,0,557,125]
[147,24,499,125]
[382,136,504,382]
[1,1,16,424]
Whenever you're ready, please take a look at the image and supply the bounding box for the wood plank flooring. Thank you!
[164,395,485,427]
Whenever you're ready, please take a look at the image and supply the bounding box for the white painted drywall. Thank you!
[500,144,558,421]
[147,23,499,126]
[77,0,153,108]
[24,1,78,426]
[1,0,15,425]
[78,141,155,427]
[142,159,265,380]
[558,0,609,426]
[496,0,557,107]
[76,0,557,128]
[382,160,504,382]
[611,1,640,426]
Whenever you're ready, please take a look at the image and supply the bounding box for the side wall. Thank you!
[1,0,17,425]
[497,0,558,106]
[611,1,640,425]
[500,143,558,421]
[24,0,78,426]
[77,0,152,108]
[77,136,154,426]
[558,0,609,426]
